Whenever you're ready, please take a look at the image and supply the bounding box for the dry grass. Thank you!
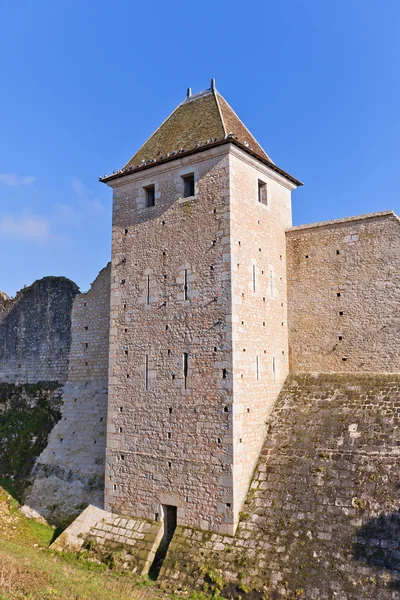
[0,485,211,600]
[0,486,168,600]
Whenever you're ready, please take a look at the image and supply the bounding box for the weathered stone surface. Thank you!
[287,211,400,373]
[0,381,62,490]
[24,265,110,525]
[0,277,79,383]
[104,140,297,535]
[51,504,162,575]
[160,374,400,599]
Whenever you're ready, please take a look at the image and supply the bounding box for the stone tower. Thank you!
[101,81,301,535]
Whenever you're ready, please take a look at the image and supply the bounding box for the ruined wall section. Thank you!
[0,291,11,320]
[25,264,111,526]
[287,211,400,373]
[161,374,400,599]
[229,147,293,527]
[106,147,235,534]
[0,277,79,383]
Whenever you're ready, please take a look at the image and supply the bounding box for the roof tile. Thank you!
[123,86,272,169]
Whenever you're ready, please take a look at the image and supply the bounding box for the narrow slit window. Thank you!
[145,185,155,208]
[183,352,189,389]
[145,354,149,391]
[269,270,274,296]
[147,275,150,305]
[272,356,276,379]
[184,268,188,300]
[252,264,256,292]
[256,356,259,380]
[182,173,195,197]
[258,180,267,205]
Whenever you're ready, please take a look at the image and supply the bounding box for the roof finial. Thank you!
[210,78,216,92]
[186,87,192,99]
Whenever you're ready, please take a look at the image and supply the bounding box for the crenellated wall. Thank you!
[286,211,400,374]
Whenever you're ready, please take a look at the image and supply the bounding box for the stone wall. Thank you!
[229,146,294,527]
[0,277,79,383]
[105,143,298,535]
[24,265,111,525]
[105,147,235,533]
[160,373,400,599]
[287,211,400,373]
[0,381,63,489]
[51,504,162,576]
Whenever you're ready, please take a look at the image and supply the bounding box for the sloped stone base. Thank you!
[51,504,163,576]
[159,374,400,599]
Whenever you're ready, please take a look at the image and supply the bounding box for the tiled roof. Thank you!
[123,82,272,169]
[100,82,302,187]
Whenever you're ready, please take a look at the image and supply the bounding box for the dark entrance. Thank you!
[149,505,177,579]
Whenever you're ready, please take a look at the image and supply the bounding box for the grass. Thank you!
[0,486,216,600]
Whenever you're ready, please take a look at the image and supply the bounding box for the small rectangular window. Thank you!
[182,174,195,198]
[258,180,267,205]
[145,185,155,207]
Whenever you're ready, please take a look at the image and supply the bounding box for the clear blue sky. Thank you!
[1,0,399,296]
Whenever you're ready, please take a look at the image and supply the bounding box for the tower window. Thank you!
[145,185,155,207]
[258,180,267,205]
[182,173,195,197]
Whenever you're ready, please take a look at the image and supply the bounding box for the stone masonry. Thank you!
[230,146,293,518]
[24,264,110,525]
[51,504,162,576]
[105,147,236,533]
[287,211,400,373]
[0,277,79,383]
[103,84,300,535]
[160,374,400,599]
[1,81,400,596]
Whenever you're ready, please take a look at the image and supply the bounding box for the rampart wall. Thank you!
[0,277,79,383]
[160,373,400,599]
[286,211,400,373]
[25,264,111,525]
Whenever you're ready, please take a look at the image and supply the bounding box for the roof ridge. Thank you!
[214,87,227,137]
[180,88,212,104]
[217,93,273,164]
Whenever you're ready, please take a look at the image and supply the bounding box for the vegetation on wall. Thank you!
[0,382,62,496]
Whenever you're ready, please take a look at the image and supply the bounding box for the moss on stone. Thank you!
[0,381,62,495]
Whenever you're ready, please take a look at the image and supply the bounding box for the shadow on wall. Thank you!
[354,510,400,591]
